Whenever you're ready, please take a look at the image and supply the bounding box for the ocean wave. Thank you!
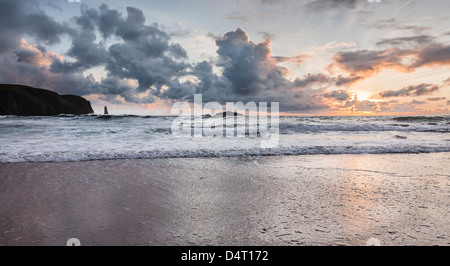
[279,122,449,133]
[93,114,159,119]
[1,145,449,163]
[393,116,446,122]
[1,116,449,163]
[57,114,79,117]
[145,128,172,134]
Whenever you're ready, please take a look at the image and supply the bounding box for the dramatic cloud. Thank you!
[380,84,440,98]
[0,0,447,115]
[51,4,190,97]
[14,39,63,68]
[0,0,71,53]
[0,43,95,96]
[215,29,291,95]
[186,28,329,111]
[0,0,330,112]
[330,43,450,80]
[330,48,411,78]
[0,1,192,104]
[0,1,99,96]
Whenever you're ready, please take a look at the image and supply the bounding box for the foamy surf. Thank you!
[0,115,449,162]
[1,145,450,163]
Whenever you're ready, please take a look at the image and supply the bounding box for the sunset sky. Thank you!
[1,0,449,115]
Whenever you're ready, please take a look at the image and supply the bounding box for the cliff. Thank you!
[0,84,94,116]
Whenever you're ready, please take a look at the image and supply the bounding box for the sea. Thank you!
[0,115,449,163]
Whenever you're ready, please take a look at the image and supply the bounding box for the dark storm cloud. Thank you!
[380,84,440,98]
[48,4,120,73]
[215,28,291,95]
[26,11,71,45]
[0,50,95,96]
[0,0,97,96]
[172,61,232,103]
[0,2,332,112]
[75,3,122,39]
[51,3,188,81]
[0,0,71,53]
[50,29,108,73]
[0,1,193,104]
[95,5,191,95]
[163,28,330,111]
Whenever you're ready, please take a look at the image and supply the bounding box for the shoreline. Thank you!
[1,150,450,164]
[0,153,449,246]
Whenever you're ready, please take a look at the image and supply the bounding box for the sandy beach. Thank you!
[0,153,449,246]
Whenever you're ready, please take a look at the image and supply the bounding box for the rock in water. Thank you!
[0,84,94,116]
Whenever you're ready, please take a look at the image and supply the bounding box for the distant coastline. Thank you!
[0,84,93,116]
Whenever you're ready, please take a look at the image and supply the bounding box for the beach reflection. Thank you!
[0,153,448,246]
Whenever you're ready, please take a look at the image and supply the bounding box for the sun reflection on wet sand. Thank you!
[0,153,448,246]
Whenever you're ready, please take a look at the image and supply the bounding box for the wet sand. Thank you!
[0,153,449,246]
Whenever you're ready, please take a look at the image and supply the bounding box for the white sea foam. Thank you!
[0,115,449,162]
[1,145,450,163]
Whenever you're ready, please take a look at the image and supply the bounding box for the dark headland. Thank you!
[0,84,93,116]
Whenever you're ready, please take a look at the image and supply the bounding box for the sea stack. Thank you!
[0,84,94,116]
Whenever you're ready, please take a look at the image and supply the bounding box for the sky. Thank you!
[0,0,449,115]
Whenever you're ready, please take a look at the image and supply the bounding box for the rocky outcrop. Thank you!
[0,84,94,116]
